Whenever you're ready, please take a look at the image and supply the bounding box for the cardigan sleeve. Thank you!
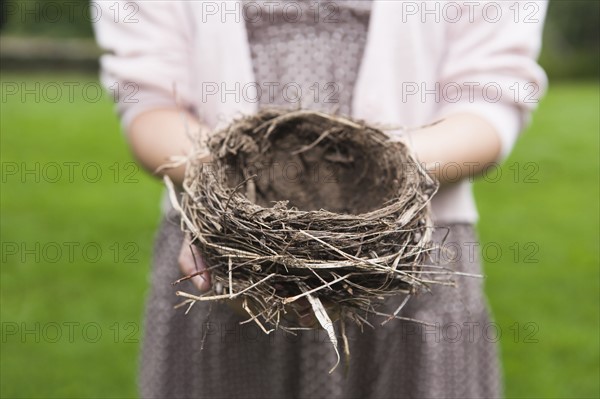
[93,1,195,130]
[435,0,548,160]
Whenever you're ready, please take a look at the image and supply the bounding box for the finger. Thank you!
[293,298,317,327]
[293,298,340,328]
[294,298,311,313]
[298,311,317,328]
[178,240,211,292]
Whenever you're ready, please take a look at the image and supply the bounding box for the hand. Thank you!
[177,236,211,292]
[178,236,250,318]
[177,237,339,327]
[386,113,502,184]
[286,298,340,328]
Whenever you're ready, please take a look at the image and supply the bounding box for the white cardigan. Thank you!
[94,0,548,223]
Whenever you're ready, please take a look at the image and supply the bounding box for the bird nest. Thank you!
[166,109,445,371]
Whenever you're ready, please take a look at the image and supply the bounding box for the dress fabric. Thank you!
[139,1,501,398]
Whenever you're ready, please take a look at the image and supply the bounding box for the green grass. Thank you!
[1,74,599,398]
[475,81,600,398]
[1,73,163,399]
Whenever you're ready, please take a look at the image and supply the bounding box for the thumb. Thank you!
[178,237,212,292]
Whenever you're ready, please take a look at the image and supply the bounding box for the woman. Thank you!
[94,1,547,397]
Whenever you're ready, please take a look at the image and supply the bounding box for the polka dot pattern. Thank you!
[244,0,371,116]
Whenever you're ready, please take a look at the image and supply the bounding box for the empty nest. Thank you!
[167,109,447,371]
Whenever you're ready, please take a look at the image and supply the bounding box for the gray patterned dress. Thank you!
[139,2,502,398]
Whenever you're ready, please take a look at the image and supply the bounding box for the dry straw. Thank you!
[166,109,454,372]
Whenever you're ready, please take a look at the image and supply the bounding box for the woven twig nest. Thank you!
[168,109,443,371]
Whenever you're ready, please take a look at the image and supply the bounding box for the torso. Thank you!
[244,0,372,116]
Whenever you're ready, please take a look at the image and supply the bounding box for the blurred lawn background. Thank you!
[1,1,599,398]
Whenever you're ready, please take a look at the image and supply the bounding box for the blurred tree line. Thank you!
[538,1,599,79]
[1,0,94,37]
[0,0,598,79]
